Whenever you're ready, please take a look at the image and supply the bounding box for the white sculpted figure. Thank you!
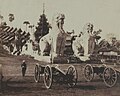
[39,13,66,56]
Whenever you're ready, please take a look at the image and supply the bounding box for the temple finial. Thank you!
[43,3,45,14]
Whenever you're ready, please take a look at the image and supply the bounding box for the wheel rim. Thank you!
[103,67,117,87]
[84,64,94,82]
[66,65,78,87]
[34,65,40,83]
[0,64,2,89]
[44,65,52,89]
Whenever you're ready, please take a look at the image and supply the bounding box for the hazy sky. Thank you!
[0,0,120,39]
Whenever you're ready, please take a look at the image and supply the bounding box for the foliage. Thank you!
[34,13,51,42]
[8,13,15,22]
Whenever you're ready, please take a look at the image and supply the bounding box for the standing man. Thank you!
[21,60,27,77]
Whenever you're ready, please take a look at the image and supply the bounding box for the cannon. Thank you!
[34,63,78,89]
[84,51,120,87]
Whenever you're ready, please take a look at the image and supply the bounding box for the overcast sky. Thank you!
[0,0,120,39]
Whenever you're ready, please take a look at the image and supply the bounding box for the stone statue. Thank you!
[39,13,67,56]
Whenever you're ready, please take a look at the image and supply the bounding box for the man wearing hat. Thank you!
[21,60,27,77]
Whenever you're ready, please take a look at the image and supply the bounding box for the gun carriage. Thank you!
[84,39,120,87]
[34,32,78,89]
[34,63,78,89]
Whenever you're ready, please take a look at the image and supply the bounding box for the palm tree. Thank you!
[0,14,3,25]
[29,25,35,40]
[8,13,15,22]
[23,21,30,31]
[29,25,34,33]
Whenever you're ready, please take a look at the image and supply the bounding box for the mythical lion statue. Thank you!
[39,13,67,56]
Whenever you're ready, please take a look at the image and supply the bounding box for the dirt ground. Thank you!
[0,56,120,96]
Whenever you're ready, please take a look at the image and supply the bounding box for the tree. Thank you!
[34,3,51,42]
[0,14,4,25]
[1,22,7,27]
[29,25,35,40]
[0,14,7,30]
[29,25,34,33]
[8,13,15,22]
[34,13,51,42]
[23,21,30,31]
[0,15,3,20]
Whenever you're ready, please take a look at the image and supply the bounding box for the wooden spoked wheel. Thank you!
[103,67,117,87]
[84,64,94,82]
[66,65,78,87]
[34,65,40,83]
[0,64,2,89]
[44,65,53,89]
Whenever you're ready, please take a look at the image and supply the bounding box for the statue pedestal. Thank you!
[53,56,68,64]
[52,55,81,64]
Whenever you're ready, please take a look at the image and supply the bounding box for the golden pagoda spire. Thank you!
[43,3,45,14]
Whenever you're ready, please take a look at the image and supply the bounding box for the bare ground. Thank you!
[0,56,120,96]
